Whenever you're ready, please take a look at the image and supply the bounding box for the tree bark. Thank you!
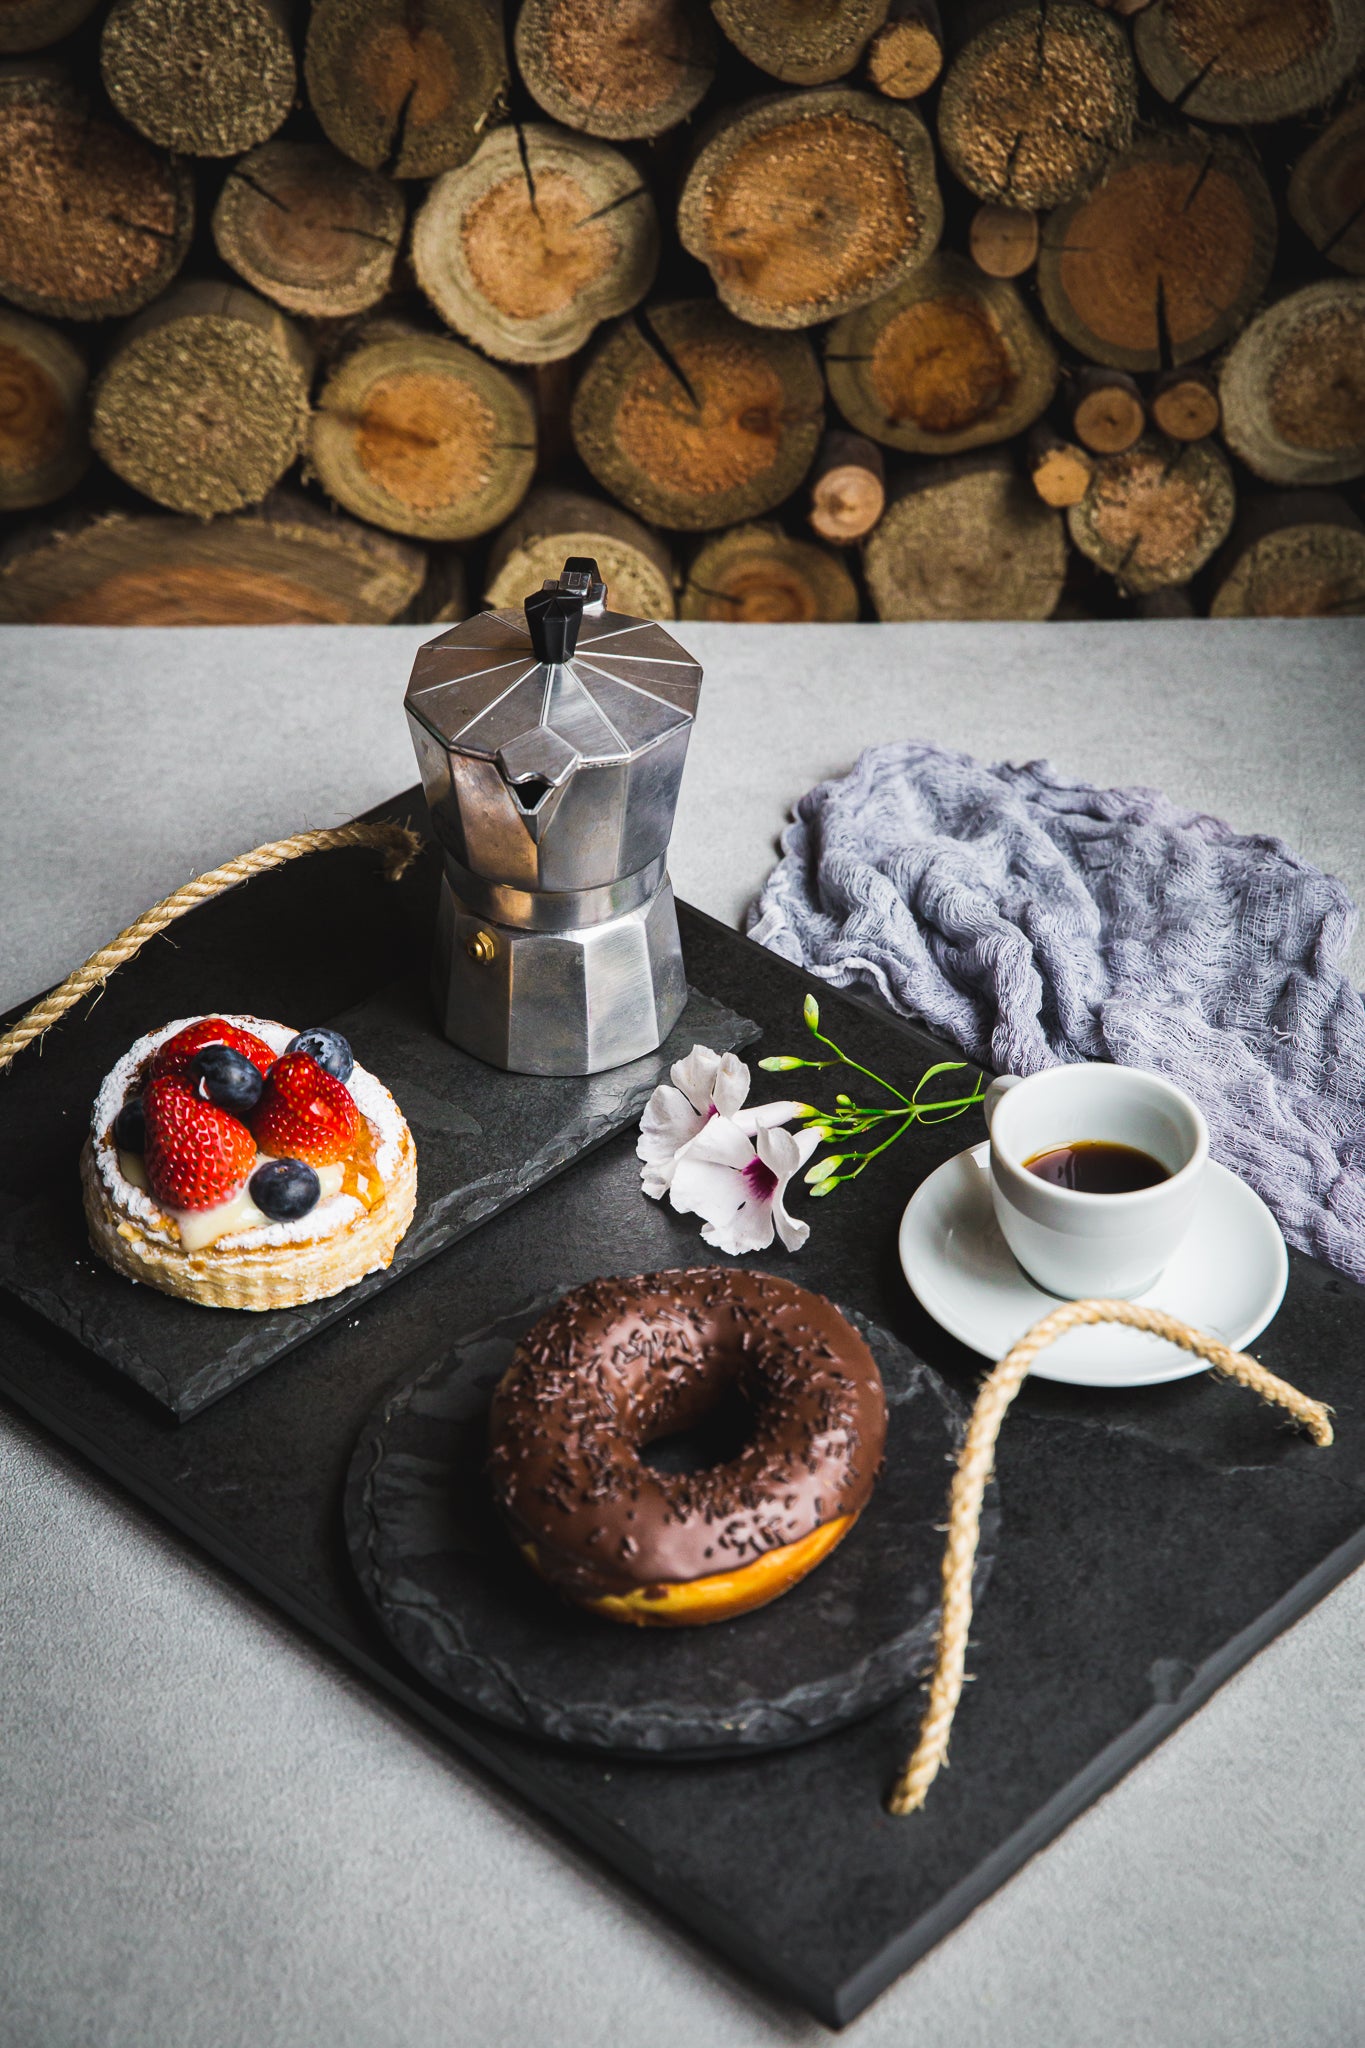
[0,65,193,320]
[1071,367,1145,453]
[91,281,311,517]
[808,430,886,541]
[1289,102,1365,277]
[680,522,858,621]
[1150,367,1220,442]
[0,494,425,624]
[514,0,715,140]
[968,204,1038,278]
[866,1,943,100]
[863,452,1066,619]
[100,0,295,158]
[1134,0,1365,125]
[1219,280,1365,486]
[1067,434,1235,592]
[677,88,942,329]
[304,0,506,180]
[483,484,676,620]
[570,300,824,531]
[0,308,87,510]
[309,320,537,540]
[711,0,890,85]
[1026,424,1092,508]
[410,547,469,624]
[0,0,99,52]
[1038,128,1277,372]
[937,3,1136,210]
[212,142,404,318]
[412,123,658,366]
[1209,491,1365,618]
[825,251,1057,455]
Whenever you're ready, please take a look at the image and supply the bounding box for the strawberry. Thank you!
[250,1052,360,1166]
[154,1017,278,1083]
[143,1075,257,1212]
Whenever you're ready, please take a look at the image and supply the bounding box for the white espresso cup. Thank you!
[983,1065,1209,1299]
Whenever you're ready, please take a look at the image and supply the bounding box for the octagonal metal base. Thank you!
[432,873,688,1075]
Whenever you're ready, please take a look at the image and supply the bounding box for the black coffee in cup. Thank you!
[1023,1141,1170,1194]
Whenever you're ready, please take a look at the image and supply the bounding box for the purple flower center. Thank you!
[742,1155,779,1202]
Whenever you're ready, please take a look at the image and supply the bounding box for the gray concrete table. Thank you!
[3,621,1364,2048]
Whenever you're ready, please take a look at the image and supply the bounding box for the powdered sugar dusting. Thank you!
[91,1015,407,1254]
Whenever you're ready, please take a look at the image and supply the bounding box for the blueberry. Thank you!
[249,1158,321,1221]
[285,1027,353,1083]
[189,1043,265,1115]
[113,1096,146,1153]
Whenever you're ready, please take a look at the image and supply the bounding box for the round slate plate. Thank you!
[343,1292,998,1757]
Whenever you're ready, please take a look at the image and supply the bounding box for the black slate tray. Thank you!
[3,792,1365,2028]
[343,1294,998,1757]
[0,972,756,1417]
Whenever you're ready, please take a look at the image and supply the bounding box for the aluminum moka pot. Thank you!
[404,558,701,1075]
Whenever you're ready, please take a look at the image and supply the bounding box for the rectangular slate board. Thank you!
[3,792,1365,2027]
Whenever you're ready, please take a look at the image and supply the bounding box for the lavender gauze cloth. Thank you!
[748,741,1365,1283]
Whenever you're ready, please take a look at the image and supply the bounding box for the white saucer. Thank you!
[898,1142,1288,1389]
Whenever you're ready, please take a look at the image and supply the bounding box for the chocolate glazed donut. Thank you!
[487,1269,888,1626]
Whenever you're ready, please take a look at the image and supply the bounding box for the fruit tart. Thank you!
[80,1015,417,1310]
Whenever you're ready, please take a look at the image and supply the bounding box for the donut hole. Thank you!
[639,1381,754,1477]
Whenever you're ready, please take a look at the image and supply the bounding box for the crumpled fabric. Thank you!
[748,740,1365,1282]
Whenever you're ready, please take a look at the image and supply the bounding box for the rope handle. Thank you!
[887,1296,1333,1818]
[0,822,424,1077]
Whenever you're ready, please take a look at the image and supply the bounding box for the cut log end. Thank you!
[304,0,507,180]
[0,69,193,321]
[826,252,1057,457]
[969,205,1039,280]
[0,309,87,510]
[938,4,1137,211]
[0,0,101,53]
[864,455,1067,620]
[1068,434,1236,593]
[1027,426,1093,508]
[515,0,716,140]
[1220,281,1365,487]
[1211,493,1365,618]
[1072,368,1145,454]
[1150,368,1220,442]
[412,124,658,366]
[571,301,824,532]
[678,90,943,330]
[0,498,425,624]
[866,2,942,100]
[91,284,311,519]
[310,324,536,541]
[808,431,886,541]
[100,0,296,158]
[1289,102,1365,277]
[484,485,675,619]
[1134,0,1365,125]
[1039,130,1278,372]
[213,143,404,318]
[681,523,859,621]
[712,0,890,86]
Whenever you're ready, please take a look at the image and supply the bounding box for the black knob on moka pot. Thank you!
[524,585,585,664]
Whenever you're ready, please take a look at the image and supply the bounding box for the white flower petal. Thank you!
[669,1044,724,1117]
[733,1098,806,1133]
[701,1200,777,1255]
[675,1116,757,1171]
[670,1155,749,1227]
[709,1051,752,1121]
[771,1196,810,1253]
[755,1123,800,1177]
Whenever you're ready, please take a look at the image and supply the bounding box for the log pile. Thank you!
[1,0,1363,626]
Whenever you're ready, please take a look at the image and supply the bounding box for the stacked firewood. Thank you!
[1,0,1363,625]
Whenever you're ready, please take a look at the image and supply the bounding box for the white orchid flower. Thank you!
[668,1116,822,1256]
[636,1043,806,1199]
